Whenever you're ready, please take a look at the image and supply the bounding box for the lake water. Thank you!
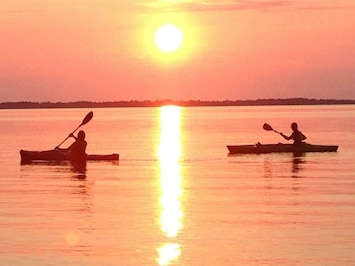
[1,105,355,265]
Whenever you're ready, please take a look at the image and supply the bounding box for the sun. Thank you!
[154,24,183,53]
[142,16,197,64]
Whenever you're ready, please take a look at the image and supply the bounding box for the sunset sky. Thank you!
[1,0,355,102]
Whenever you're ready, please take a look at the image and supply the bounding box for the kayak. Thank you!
[20,149,119,162]
[227,143,338,154]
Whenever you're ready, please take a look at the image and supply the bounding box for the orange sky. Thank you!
[1,0,355,102]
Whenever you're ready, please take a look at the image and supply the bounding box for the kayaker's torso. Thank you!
[291,130,306,145]
[68,139,87,160]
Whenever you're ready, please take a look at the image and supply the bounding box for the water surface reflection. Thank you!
[292,153,305,174]
[156,106,183,265]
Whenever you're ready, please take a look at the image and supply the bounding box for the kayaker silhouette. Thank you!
[280,122,307,145]
[55,130,87,160]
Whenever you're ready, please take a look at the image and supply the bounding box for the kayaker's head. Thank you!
[78,130,86,140]
[291,122,298,131]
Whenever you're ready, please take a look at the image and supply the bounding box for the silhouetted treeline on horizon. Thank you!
[1,98,355,109]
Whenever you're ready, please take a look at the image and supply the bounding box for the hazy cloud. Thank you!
[136,0,288,13]
[135,0,353,13]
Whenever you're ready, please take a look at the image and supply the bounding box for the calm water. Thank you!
[1,105,355,265]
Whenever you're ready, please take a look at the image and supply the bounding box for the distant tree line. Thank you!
[1,98,355,109]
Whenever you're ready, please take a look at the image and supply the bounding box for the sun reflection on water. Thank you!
[156,106,183,265]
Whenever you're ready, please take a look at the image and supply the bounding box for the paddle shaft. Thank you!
[56,111,93,148]
[56,124,82,148]
[273,129,281,134]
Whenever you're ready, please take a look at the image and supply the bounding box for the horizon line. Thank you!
[1,98,355,109]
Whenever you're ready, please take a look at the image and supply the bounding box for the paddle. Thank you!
[55,111,93,149]
[263,123,281,134]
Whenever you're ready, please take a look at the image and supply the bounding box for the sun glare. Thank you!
[158,106,182,238]
[156,106,183,265]
[154,24,183,53]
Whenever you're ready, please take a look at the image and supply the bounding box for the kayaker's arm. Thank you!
[68,133,77,140]
[300,132,307,141]
[280,132,291,141]
[54,133,77,150]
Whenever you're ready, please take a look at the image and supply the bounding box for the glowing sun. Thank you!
[154,24,183,53]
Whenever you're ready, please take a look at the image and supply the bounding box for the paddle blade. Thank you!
[263,123,273,131]
[81,111,93,126]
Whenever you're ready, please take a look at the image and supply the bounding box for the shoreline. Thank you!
[1,98,355,109]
